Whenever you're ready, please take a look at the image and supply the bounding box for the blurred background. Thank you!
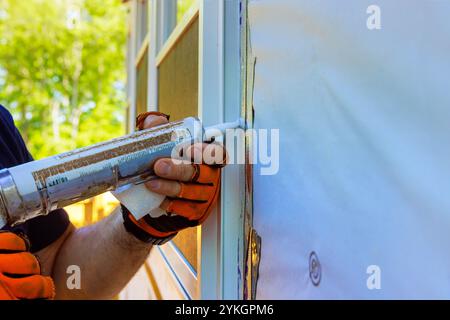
[0,0,128,226]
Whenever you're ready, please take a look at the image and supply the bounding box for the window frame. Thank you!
[124,0,244,300]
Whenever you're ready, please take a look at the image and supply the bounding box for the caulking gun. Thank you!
[0,117,243,228]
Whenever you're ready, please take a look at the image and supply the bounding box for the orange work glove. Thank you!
[0,231,55,300]
[121,112,223,245]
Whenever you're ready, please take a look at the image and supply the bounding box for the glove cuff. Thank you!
[121,205,177,245]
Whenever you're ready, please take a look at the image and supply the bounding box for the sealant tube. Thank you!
[0,117,203,227]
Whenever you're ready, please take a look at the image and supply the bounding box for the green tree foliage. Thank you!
[0,0,127,159]
[177,0,195,22]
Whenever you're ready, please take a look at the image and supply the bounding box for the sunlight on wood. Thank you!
[65,192,119,227]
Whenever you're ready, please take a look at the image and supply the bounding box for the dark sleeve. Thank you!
[19,209,70,253]
[0,105,70,252]
[0,105,33,166]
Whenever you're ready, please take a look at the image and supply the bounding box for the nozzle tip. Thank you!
[238,117,246,130]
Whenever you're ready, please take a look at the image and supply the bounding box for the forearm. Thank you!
[51,207,152,300]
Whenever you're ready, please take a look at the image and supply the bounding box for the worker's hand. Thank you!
[122,112,225,244]
[0,231,55,300]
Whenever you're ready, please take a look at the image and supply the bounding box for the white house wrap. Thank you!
[249,0,450,299]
